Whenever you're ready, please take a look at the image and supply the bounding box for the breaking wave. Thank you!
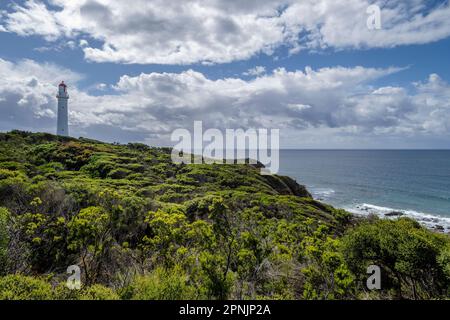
[345,203,450,233]
[311,188,335,199]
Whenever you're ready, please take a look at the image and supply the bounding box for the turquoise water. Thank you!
[279,150,450,231]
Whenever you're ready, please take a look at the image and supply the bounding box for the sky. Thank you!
[0,0,450,149]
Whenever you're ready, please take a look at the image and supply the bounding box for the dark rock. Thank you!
[226,158,265,168]
[262,175,312,198]
[278,175,312,198]
[385,211,404,217]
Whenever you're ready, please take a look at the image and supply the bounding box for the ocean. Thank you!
[279,150,450,232]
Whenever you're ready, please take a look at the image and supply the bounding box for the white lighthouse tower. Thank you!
[56,81,69,136]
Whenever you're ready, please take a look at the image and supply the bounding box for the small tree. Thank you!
[142,208,188,267]
[67,206,111,285]
[206,197,239,299]
[0,208,10,274]
[301,224,354,299]
[342,218,449,299]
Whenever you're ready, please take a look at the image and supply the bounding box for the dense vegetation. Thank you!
[0,131,449,300]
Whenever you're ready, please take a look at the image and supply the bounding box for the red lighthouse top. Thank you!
[57,81,68,97]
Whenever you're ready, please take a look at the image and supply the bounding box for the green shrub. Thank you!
[0,208,9,274]
[126,266,199,300]
[438,244,450,281]
[342,218,450,299]
[0,274,53,300]
[52,283,120,300]
[107,168,132,179]
[79,284,119,300]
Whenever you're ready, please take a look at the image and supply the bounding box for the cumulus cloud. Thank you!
[1,0,62,41]
[243,66,266,77]
[1,0,450,64]
[410,74,450,135]
[0,58,82,132]
[1,58,449,147]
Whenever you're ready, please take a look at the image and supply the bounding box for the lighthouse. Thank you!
[56,81,69,136]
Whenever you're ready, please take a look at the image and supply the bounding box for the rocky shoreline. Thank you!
[352,204,450,234]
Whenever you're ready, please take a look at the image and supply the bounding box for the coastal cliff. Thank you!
[0,131,449,300]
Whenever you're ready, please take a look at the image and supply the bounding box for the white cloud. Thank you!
[0,58,82,132]
[79,39,89,48]
[1,58,449,147]
[282,0,450,50]
[33,40,79,52]
[94,83,108,91]
[1,0,62,41]
[243,66,266,77]
[1,1,450,64]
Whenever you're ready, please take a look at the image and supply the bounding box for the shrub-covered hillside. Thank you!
[0,130,449,300]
